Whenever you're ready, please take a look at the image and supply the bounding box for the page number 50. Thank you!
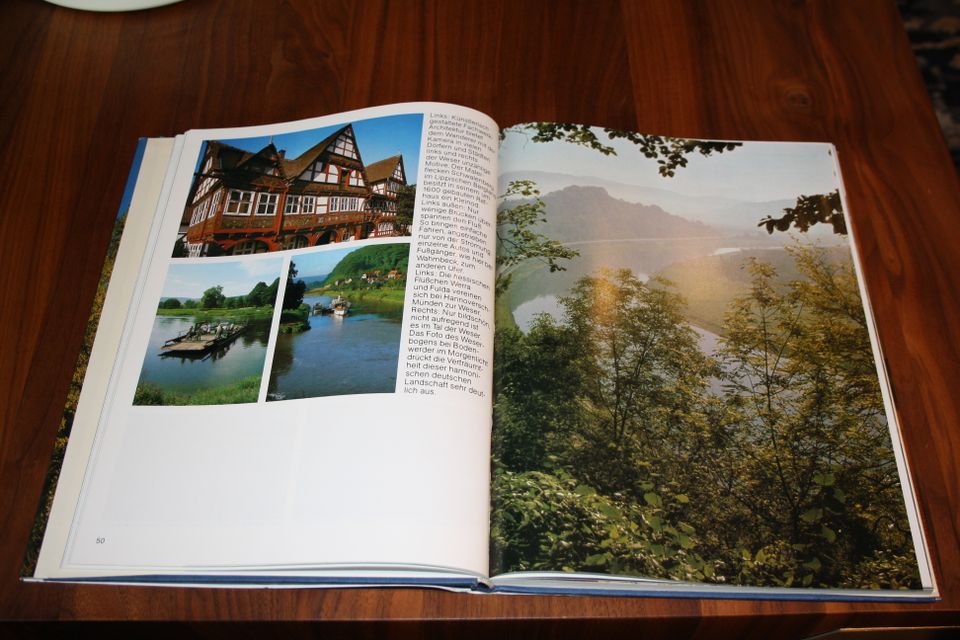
[95,537,105,544]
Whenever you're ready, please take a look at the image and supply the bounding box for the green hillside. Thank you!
[323,244,410,285]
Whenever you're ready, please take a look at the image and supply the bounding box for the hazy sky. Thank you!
[211,113,424,184]
[499,127,842,202]
[161,257,284,298]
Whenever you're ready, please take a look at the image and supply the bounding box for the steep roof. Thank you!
[204,141,252,171]
[280,124,351,179]
[235,142,283,175]
[365,155,403,183]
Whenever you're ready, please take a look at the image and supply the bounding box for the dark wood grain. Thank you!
[1,0,959,635]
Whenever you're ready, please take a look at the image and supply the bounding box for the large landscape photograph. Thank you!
[490,124,922,590]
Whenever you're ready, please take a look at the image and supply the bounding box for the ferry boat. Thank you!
[331,295,351,317]
[160,321,246,356]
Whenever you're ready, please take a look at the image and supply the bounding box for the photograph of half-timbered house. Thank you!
[176,114,422,258]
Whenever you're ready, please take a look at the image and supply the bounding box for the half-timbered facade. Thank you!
[364,155,407,238]
[181,124,410,257]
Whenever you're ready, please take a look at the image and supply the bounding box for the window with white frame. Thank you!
[323,164,340,184]
[300,160,322,182]
[194,176,216,202]
[281,235,308,250]
[284,195,301,214]
[208,189,222,220]
[349,170,364,187]
[300,161,339,184]
[231,240,269,255]
[255,192,279,216]
[225,190,254,215]
[191,198,209,225]
[301,195,316,215]
[330,197,340,212]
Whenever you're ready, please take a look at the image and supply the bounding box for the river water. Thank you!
[267,294,403,400]
[136,315,271,396]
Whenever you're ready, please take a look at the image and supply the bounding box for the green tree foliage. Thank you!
[245,282,272,307]
[492,270,717,580]
[395,184,417,231]
[283,261,307,310]
[559,270,716,498]
[200,285,225,309]
[710,247,917,588]
[158,298,182,310]
[493,318,585,472]
[491,470,709,580]
[490,248,921,589]
[759,189,845,235]
[502,123,741,177]
[322,244,410,286]
[496,180,579,295]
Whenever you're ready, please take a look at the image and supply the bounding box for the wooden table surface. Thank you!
[2,0,959,636]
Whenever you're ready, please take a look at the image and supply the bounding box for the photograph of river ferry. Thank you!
[267,242,409,401]
[134,257,284,405]
[489,124,922,591]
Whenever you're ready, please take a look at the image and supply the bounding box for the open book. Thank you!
[26,102,936,599]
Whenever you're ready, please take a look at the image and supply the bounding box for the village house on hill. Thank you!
[180,124,410,257]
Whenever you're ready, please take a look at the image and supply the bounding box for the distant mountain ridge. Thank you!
[500,170,796,233]
[528,185,720,243]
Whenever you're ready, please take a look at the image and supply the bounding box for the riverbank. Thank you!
[134,376,261,405]
[306,287,405,315]
[156,306,275,321]
[279,304,310,334]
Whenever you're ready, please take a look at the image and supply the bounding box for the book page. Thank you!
[39,103,498,579]
[489,123,933,594]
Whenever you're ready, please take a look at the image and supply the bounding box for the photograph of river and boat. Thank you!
[134,257,284,406]
[267,242,409,401]
[489,124,923,591]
